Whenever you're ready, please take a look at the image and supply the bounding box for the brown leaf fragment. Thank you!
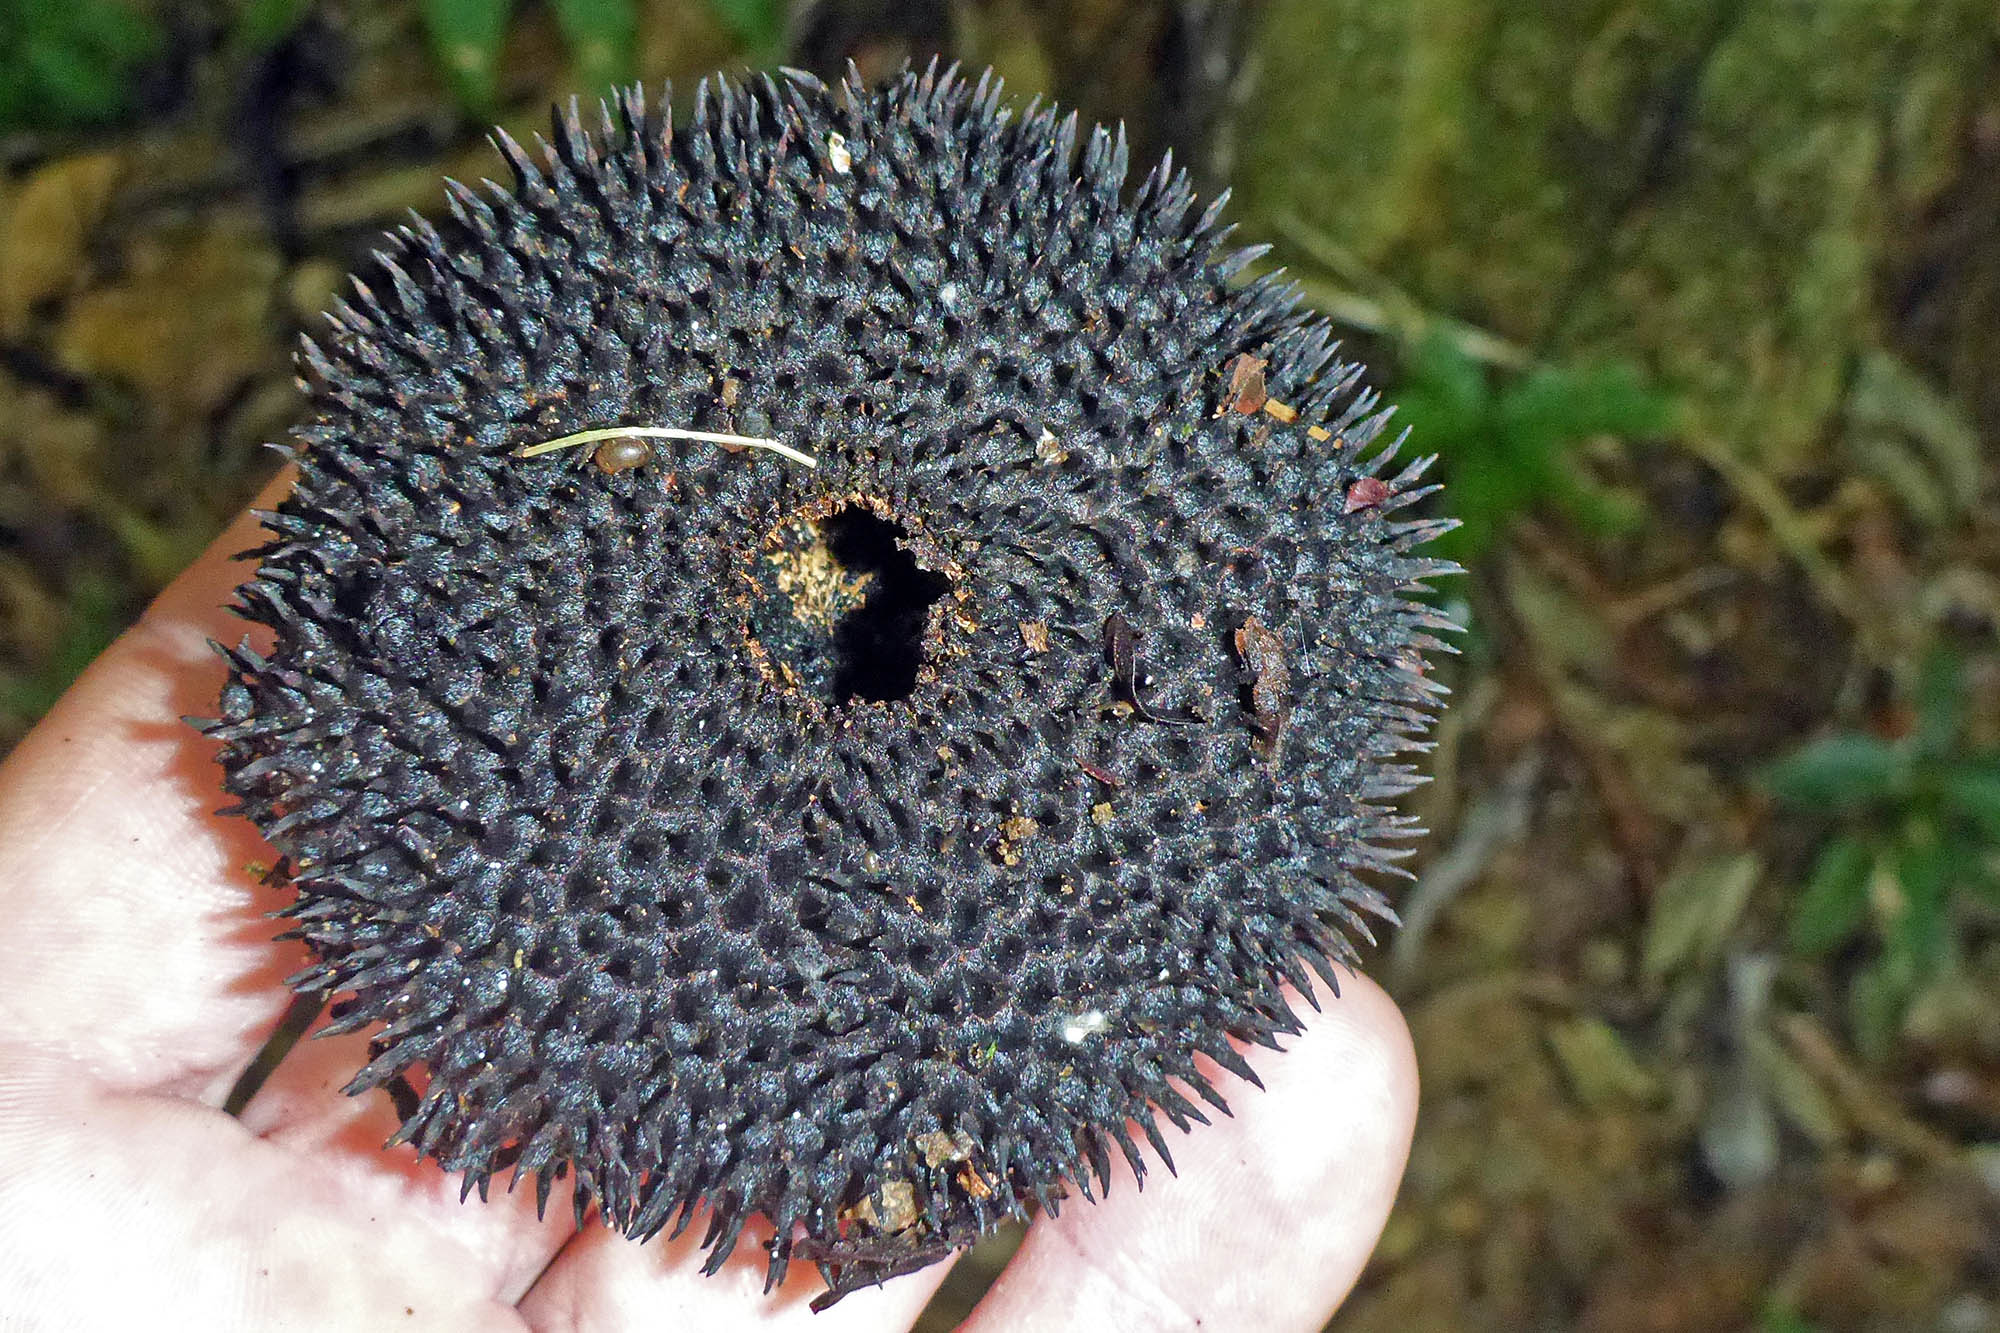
[1102,612,1202,726]
[1019,620,1050,653]
[1224,353,1268,414]
[1234,617,1290,757]
[1077,759,1121,788]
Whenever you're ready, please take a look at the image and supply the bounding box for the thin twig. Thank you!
[221,988,328,1117]
[1269,210,1533,372]
[1390,748,1543,988]
[516,425,818,470]
[1777,1012,1958,1165]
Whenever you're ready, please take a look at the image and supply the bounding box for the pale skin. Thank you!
[0,474,1418,1332]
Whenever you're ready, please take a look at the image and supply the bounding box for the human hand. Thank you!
[0,476,1418,1332]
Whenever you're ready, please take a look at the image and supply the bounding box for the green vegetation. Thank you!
[3,0,783,134]
[418,0,531,111]
[416,0,643,112]
[415,0,772,113]
[1388,331,1673,566]
[1769,647,2000,1060]
[702,0,785,65]
[0,0,163,132]
[0,570,127,725]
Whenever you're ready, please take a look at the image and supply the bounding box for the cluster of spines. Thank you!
[209,61,1460,1305]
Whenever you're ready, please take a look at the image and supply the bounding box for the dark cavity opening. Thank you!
[825,509,951,702]
[748,505,951,706]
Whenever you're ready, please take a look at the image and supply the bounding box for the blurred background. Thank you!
[2,0,1997,1327]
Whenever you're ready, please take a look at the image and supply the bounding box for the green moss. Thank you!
[1240,0,1998,471]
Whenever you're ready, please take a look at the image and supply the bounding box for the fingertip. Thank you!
[961,970,1417,1333]
[1265,969,1419,1150]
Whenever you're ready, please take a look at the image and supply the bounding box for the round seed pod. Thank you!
[208,65,1455,1307]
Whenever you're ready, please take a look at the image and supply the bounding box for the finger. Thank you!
[0,1045,533,1333]
[960,973,1417,1332]
[0,465,585,1323]
[0,469,298,1101]
[517,1213,956,1333]
[235,1017,581,1301]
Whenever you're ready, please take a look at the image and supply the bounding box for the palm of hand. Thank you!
[0,479,1416,1332]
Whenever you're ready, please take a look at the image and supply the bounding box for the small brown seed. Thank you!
[1344,477,1393,513]
[592,438,654,473]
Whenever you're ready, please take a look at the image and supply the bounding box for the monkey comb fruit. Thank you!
[207,63,1455,1307]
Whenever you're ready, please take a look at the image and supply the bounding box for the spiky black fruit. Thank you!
[208,64,1454,1306]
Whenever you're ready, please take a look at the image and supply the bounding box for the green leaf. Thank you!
[421,0,513,112]
[1964,855,2000,910]
[551,0,635,94]
[77,0,161,59]
[1762,733,1903,811]
[1846,958,1906,1065]
[1641,850,1761,984]
[1392,386,1475,452]
[1935,822,1997,915]
[1394,335,1502,563]
[1537,465,1646,539]
[1787,835,1873,954]
[706,0,786,58]
[230,0,313,56]
[25,38,129,120]
[1911,645,1965,763]
[1943,760,2000,839]
[1846,352,1984,521]
[1,0,164,130]
[1395,346,1669,568]
[1758,1303,1824,1333]
[0,571,129,723]
[1406,329,1490,424]
[1497,359,1673,451]
[1884,831,1950,982]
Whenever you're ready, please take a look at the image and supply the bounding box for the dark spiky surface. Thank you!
[208,65,1453,1305]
